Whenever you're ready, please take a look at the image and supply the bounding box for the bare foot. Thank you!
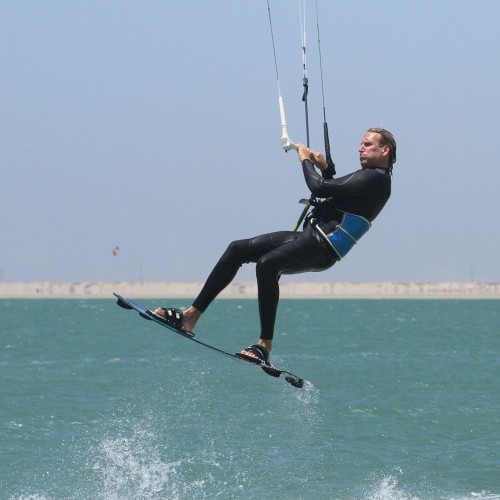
[152,306,201,332]
[239,339,273,361]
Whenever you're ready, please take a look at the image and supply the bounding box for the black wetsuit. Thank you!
[192,160,391,340]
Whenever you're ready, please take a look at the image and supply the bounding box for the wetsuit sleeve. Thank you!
[301,159,375,199]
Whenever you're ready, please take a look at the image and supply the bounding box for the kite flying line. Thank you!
[292,0,336,231]
[315,0,335,176]
[299,0,310,148]
[266,0,297,152]
[266,0,336,230]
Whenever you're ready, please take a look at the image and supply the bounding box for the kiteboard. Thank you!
[113,293,304,388]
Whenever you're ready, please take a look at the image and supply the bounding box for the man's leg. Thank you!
[250,228,337,355]
[155,232,299,332]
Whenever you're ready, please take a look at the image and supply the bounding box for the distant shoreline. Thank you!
[1,281,499,299]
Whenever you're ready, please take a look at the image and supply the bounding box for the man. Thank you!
[154,128,396,365]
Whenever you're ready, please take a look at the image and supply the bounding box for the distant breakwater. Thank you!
[1,281,499,299]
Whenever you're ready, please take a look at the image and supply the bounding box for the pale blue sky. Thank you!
[2,1,499,283]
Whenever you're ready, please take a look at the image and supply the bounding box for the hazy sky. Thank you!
[2,1,499,284]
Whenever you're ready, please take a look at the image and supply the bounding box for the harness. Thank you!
[311,211,371,260]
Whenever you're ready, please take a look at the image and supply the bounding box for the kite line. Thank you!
[266,0,297,152]
[266,0,336,230]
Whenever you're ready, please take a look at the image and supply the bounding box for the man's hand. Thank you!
[297,144,328,170]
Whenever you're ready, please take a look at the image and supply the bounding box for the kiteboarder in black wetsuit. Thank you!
[153,128,396,365]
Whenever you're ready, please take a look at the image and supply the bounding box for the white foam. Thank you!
[90,417,207,499]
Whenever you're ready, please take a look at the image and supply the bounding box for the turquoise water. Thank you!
[1,298,499,499]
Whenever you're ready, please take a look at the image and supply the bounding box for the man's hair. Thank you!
[367,127,397,169]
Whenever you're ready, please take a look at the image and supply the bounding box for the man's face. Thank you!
[359,132,390,168]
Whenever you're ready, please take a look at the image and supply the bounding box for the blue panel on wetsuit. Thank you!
[327,213,371,258]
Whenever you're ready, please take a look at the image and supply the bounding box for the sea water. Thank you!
[0,298,498,499]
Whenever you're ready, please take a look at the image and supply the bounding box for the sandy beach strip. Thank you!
[1,281,499,299]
